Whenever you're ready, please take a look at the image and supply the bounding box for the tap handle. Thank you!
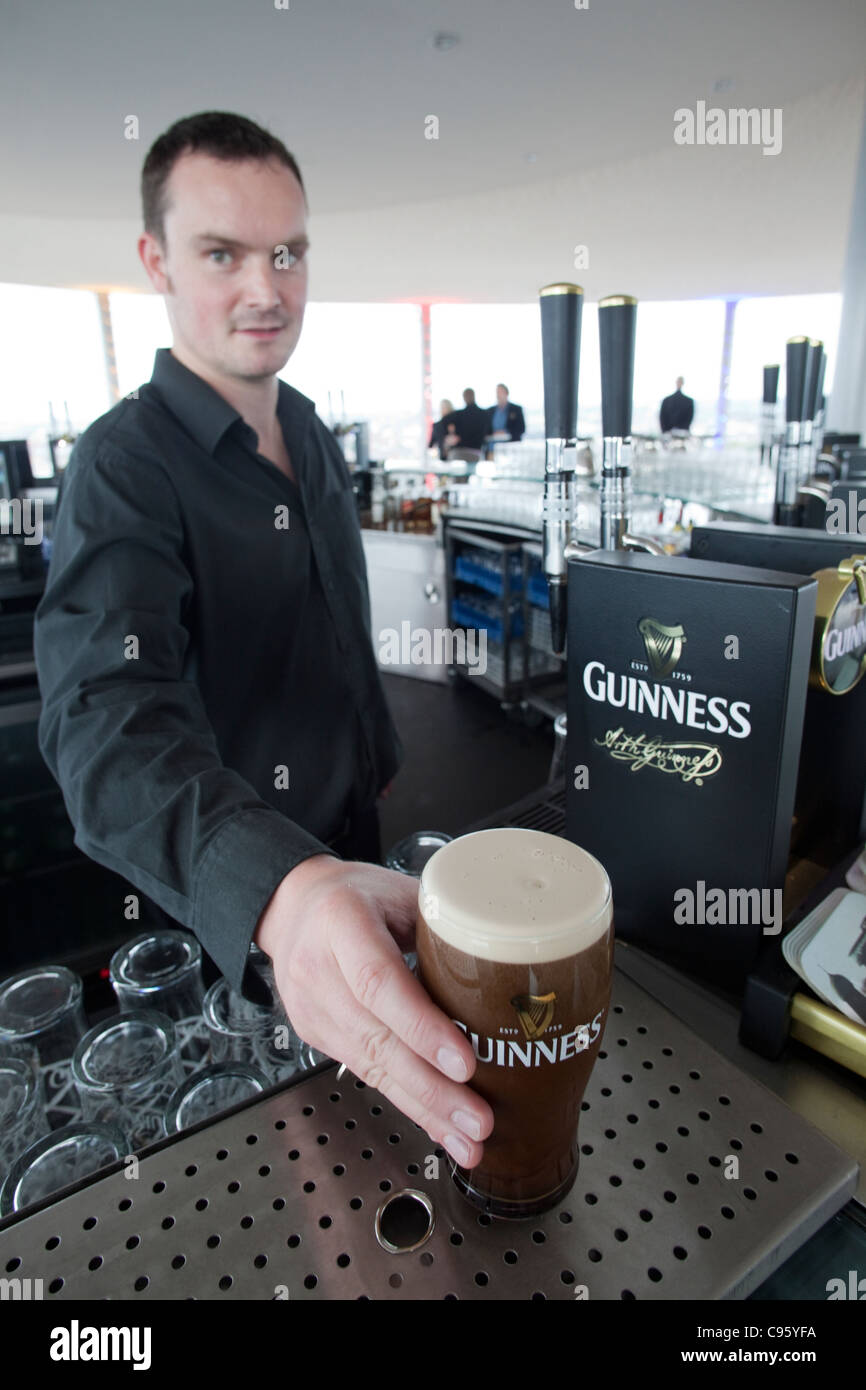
[763,364,780,406]
[785,337,809,425]
[540,283,583,442]
[598,295,637,439]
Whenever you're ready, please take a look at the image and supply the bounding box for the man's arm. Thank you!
[35,436,493,1163]
[34,438,335,995]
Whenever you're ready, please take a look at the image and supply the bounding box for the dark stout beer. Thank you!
[417,827,613,1219]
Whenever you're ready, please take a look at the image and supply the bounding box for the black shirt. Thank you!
[444,403,490,450]
[659,390,695,433]
[34,347,403,997]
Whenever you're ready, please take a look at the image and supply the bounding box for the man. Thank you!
[33,111,492,1171]
[659,376,695,433]
[428,397,454,461]
[444,388,490,451]
[487,383,525,442]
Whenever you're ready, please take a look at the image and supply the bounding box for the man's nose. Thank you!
[240,257,282,307]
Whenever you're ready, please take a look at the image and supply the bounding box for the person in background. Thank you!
[659,376,695,434]
[428,397,455,461]
[487,383,525,442]
[444,388,489,452]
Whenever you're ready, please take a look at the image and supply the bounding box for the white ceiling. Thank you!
[1,0,864,300]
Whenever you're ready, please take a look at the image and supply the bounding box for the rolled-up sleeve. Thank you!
[33,440,336,995]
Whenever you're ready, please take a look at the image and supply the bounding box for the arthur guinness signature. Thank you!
[594,727,723,784]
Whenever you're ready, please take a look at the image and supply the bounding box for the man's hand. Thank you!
[254,855,494,1168]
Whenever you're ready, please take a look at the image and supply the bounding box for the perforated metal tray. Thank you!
[0,969,857,1300]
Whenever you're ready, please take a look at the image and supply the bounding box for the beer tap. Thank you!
[540,283,583,655]
[798,345,835,509]
[595,294,665,557]
[760,364,780,470]
[799,339,823,490]
[774,336,810,527]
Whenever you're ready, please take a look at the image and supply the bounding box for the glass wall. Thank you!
[285,302,423,460]
[727,294,841,437]
[0,284,845,463]
[0,284,111,440]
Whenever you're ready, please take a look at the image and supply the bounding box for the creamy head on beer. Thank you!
[419,828,612,963]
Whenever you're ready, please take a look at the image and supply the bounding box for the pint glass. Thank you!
[416,827,613,1219]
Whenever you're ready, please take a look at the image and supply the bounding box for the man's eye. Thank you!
[207,249,233,265]
[274,245,307,270]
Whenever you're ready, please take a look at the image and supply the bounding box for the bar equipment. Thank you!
[761,364,780,469]
[540,283,582,654]
[0,1122,129,1218]
[595,295,666,559]
[71,1010,181,1150]
[0,965,87,1115]
[164,1062,270,1134]
[775,337,811,526]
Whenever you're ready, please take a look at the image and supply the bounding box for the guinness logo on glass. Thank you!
[638,617,687,679]
[510,992,556,1040]
[811,556,866,696]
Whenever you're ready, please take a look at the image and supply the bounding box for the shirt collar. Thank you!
[149,347,316,457]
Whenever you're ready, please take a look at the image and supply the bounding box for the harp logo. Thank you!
[638,617,686,679]
[510,991,557,1040]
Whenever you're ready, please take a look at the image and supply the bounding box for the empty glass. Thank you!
[110,930,208,1074]
[202,976,303,1084]
[164,1062,271,1134]
[0,1056,48,1192]
[0,1122,129,1217]
[72,1011,180,1150]
[0,966,87,1119]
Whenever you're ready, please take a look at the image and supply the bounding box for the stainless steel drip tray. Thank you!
[0,969,858,1300]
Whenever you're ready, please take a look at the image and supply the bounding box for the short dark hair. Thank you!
[141,110,306,247]
[497,382,509,393]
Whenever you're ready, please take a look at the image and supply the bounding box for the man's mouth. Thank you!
[237,325,286,337]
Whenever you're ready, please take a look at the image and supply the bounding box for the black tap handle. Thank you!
[804,340,823,424]
[540,283,582,440]
[598,296,637,438]
[785,338,809,424]
[763,365,780,406]
[814,350,827,418]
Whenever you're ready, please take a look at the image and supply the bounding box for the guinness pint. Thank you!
[417,827,613,1219]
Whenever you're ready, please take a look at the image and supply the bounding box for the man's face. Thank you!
[496,386,508,407]
[139,152,309,384]
[676,377,684,390]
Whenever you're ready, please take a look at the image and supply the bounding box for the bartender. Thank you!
[33,109,493,1173]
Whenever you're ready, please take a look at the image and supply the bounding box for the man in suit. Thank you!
[487,383,525,442]
[444,388,490,452]
[659,377,695,433]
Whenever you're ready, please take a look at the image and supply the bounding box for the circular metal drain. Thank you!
[374,1189,435,1254]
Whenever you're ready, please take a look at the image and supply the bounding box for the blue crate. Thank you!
[453,552,523,597]
[451,598,524,644]
[527,572,550,610]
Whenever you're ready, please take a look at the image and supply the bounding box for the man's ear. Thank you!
[138,232,170,294]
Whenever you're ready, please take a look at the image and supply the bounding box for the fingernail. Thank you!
[443,1132,472,1166]
[451,1108,482,1141]
[437,1046,468,1081]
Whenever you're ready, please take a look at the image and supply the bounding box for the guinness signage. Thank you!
[638,617,686,678]
[811,556,866,696]
[566,550,817,987]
